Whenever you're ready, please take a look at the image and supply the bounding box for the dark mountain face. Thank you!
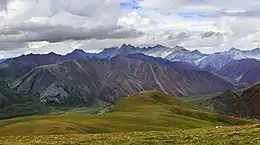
[0,80,50,119]
[97,47,119,59]
[4,53,66,75]
[66,49,90,59]
[10,55,234,106]
[240,68,260,84]
[1,50,92,77]
[240,84,260,118]
[197,83,260,119]
[197,91,249,117]
[216,59,260,84]
[197,53,234,73]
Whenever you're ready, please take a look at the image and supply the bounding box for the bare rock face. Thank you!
[10,54,234,106]
[40,83,69,103]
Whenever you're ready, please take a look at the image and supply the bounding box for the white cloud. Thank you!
[1,0,260,58]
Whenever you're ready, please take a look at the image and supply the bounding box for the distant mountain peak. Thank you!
[229,47,241,52]
[102,47,118,51]
[72,49,86,53]
[192,49,201,53]
[250,48,260,53]
[173,45,188,51]
[120,44,135,48]
[154,44,166,48]
[70,49,87,54]
[46,52,62,56]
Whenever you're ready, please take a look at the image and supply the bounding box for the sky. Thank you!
[1,0,260,58]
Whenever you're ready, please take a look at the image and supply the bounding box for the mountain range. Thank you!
[96,44,260,71]
[9,54,234,107]
[96,44,260,84]
[1,44,260,119]
[4,44,260,75]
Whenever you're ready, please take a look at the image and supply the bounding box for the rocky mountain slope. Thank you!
[194,83,260,119]
[197,48,260,73]
[197,52,234,72]
[10,54,234,107]
[0,49,91,77]
[216,59,260,84]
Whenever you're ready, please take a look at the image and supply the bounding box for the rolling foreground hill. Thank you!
[1,124,259,145]
[0,91,248,136]
[9,54,234,107]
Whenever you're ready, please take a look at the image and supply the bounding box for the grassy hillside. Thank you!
[1,124,260,145]
[0,91,249,136]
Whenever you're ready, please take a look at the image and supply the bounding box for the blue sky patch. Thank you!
[120,0,143,10]
[177,12,216,19]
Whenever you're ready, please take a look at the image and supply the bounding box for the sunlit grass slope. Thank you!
[0,91,249,136]
[1,124,260,145]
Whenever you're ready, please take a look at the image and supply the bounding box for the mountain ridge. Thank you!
[3,44,260,75]
[216,58,260,84]
[194,83,260,119]
[9,54,235,107]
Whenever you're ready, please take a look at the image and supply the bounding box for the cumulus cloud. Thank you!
[183,35,225,48]
[201,31,224,38]
[0,0,9,11]
[0,22,143,43]
[0,0,144,52]
[165,32,191,41]
[0,0,260,57]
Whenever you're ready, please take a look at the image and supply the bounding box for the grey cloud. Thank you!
[217,10,260,18]
[183,35,225,48]
[0,22,144,47]
[167,32,191,40]
[0,0,10,11]
[0,42,27,50]
[201,31,224,38]
[0,0,145,53]
[175,32,191,39]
